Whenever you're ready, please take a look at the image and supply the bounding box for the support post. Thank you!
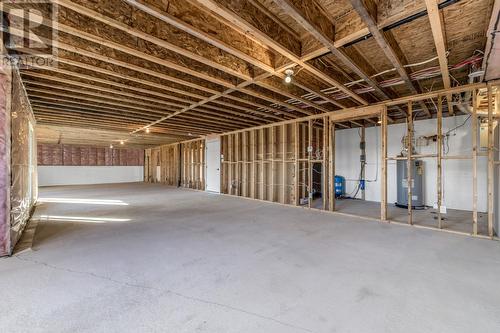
[381,107,388,221]
[329,119,335,211]
[282,124,286,204]
[308,119,313,208]
[252,130,256,199]
[271,126,276,202]
[294,122,299,206]
[323,116,328,210]
[301,123,306,201]
[260,128,265,200]
[228,134,233,195]
[235,133,240,196]
[437,95,443,228]
[487,84,494,237]
[361,125,366,201]
[242,132,247,197]
[472,89,478,235]
[407,101,413,225]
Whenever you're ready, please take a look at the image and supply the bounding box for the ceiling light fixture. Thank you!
[120,140,125,145]
[145,127,150,133]
[284,69,294,84]
[110,144,114,149]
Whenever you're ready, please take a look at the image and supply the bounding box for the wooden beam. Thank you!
[194,0,367,106]
[349,0,431,117]
[58,0,339,115]
[16,28,297,122]
[123,0,339,108]
[272,0,391,101]
[218,82,495,137]
[24,65,282,122]
[424,0,454,115]
[482,0,500,81]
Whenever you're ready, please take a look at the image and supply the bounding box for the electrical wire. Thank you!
[266,53,483,110]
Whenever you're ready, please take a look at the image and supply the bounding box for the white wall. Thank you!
[335,115,488,212]
[38,166,144,186]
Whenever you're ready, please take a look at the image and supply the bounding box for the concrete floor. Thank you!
[311,197,489,236]
[1,183,500,333]
[335,199,489,236]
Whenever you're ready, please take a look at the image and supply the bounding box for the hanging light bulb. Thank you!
[284,69,294,84]
[110,144,114,149]
[145,127,150,133]
[120,140,125,145]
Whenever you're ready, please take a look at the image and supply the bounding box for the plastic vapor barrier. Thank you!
[37,144,144,166]
[0,59,11,256]
[9,69,37,251]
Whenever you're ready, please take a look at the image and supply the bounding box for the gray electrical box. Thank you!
[396,159,425,208]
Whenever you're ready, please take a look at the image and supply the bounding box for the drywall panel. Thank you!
[38,166,144,186]
[335,115,488,212]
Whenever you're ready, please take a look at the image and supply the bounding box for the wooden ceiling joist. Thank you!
[272,0,391,101]
[52,1,336,117]
[121,0,342,110]
[14,23,299,121]
[38,57,282,120]
[33,104,236,133]
[23,79,269,125]
[349,0,432,117]
[192,0,367,106]
[424,0,454,115]
[1,0,494,146]
[33,97,262,132]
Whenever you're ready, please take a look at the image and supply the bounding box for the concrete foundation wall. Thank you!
[38,166,144,186]
[335,115,488,212]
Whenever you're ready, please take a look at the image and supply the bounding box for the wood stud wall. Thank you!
[217,83,499,239]
[221,116,332,208]
[145,139,205,190]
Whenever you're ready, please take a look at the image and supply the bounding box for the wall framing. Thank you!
[217,82,500,239]
[145,138,205,190]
